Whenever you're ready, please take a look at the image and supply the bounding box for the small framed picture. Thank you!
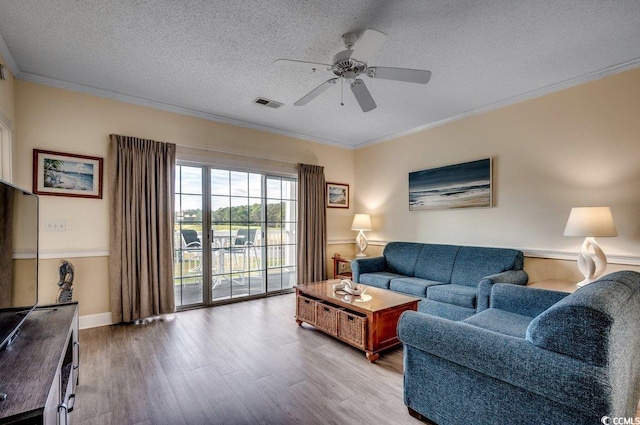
[326,182,349,209]
[33,149,104,199]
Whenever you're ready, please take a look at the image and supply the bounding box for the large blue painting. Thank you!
[409,158,492,210]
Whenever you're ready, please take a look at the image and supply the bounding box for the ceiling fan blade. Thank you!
[350,29,387,64]
[294,78,338,106]
[366,67,432,84]
[350,79,377,112]
[274,59,332,72]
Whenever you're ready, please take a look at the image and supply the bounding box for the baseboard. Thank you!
[79,312,113,329]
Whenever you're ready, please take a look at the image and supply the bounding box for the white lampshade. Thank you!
[564,207,618,237]
[351,214,372,231]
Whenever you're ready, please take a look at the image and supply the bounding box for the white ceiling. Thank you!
[1,1,639,149]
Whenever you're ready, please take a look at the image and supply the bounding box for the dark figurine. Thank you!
[56,260,74,303]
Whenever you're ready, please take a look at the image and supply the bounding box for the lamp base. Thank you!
[575,237,608,286]
[576,278,596,288]
[355,230,368,257]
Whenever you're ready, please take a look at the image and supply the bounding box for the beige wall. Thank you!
[354,68,640,280]
[11,67,640,317]
[37,257,110,314]
[14,81,354,316]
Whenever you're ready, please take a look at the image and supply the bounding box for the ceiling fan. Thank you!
[275,29,431,112]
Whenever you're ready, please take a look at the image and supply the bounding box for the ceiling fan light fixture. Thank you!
[278,28,431,112]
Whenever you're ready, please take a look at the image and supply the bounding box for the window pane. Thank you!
[180,166,203,194]
[283,200,296,223]
[267,269,282,292]
[267,199,282,226]
[211,169,230,196]
[282,178,297,200]
[248,197,262,225]
[248,173,262,197]
[211,196,231,224]
[230,171,248,196]
[177,199,202,228]
[266,177,281,199]
[283,267,296,289]
[230,197,249,224]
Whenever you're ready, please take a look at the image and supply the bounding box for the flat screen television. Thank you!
[0,179,38,350]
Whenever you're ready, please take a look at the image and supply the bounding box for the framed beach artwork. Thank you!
[33,149,104,199]
[409,158,492,211]
[326,182,349,208]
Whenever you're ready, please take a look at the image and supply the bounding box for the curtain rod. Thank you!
[174,143,301,166]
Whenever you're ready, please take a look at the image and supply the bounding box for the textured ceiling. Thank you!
[1,1,639,148]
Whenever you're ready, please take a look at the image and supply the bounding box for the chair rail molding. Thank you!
[327,239,640,266]
[39,249,110,259]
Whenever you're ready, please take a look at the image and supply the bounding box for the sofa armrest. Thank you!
[476,270,529,311]
[351,256,386,282]
[397,311,607,416]
[490,284,569,317]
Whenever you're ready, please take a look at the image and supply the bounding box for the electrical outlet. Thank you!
[45,220,66,232]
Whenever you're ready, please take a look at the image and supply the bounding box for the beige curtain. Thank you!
[297,164,326,284]
[108,134,176,323]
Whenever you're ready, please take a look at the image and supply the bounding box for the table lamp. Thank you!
[351,214,372,257]
[563,206,617,287]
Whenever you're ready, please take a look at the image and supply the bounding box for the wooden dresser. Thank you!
[0,303,79,425]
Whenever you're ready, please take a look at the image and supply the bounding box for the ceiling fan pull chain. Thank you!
[340,79,344,106]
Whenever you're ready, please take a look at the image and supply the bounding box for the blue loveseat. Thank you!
[398,270,640,425]
[351,242,528,320]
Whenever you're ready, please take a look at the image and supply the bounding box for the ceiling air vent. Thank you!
[254,97,283,109]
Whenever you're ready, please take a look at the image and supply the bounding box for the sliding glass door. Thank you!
[174,165,297,308]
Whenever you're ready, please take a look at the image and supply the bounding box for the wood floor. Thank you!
[74,293,640,424]
[74,293,418,425]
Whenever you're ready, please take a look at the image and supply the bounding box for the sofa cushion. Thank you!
[390,277,445,297]
[414,244,459,282]
[382,242,424,277]
[359,272,404,289]
[418,299,476,321]
[427,284,476,309]
[451,246,524,287]
[463,309,534,338]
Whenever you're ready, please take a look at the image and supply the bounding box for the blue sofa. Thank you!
[351,242,528,320]
[398,270,640,425]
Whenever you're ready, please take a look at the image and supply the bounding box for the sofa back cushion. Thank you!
[414,244,459,282]
[526,271,640,366]
[451,246,524,287]
[383,242,424,277]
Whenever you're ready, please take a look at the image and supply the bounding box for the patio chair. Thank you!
[180,229,202,275]
[181,229,201,248]
[227,228,260,284]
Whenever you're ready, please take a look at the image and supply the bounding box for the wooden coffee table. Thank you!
[295,280,419,362]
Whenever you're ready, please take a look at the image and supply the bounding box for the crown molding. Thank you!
[0,32,19,76]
